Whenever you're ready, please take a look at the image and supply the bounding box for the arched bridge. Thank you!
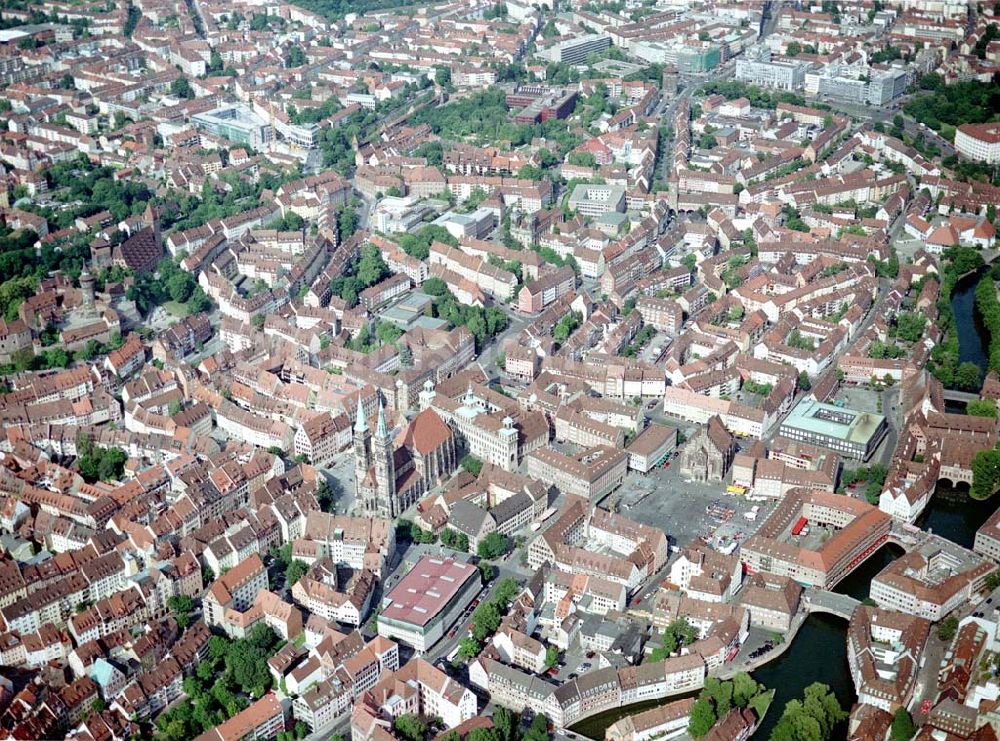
[942,389,979,404]
[803,589,861,620]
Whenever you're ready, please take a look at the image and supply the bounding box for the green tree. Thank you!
[0,276,40,321]
[702,677,734,718]
[798,371,811,391]
[393,714,426,741]
[466,729,498,741]
[285,45,306,67]
[493,707,517,741]
[732,672,763,707]
[477,532,509,560]
[171,76,194,99]
[441,528,469,552]
[544,645,559,668]
[167,595,194,630]
[434,66,452,88]
[894,312,927,343]
[968,399,998,418]
[553,311,582,344]
[225,641,273,696]
[938,614,959,641]
[457,636,481,659]
[688,697,717,737]
[287,560,309,588]
[891,708,916,741]
[477,560,495,583]
[494,577,519,607]
[969,448,1000,499]
[337,205,359,244]
[357,244,389,287]
[376,321,403,345]
[955,361,983,391]
[167,271,195,303]
[461,454,483,477]
[523,714,548,741]
[769,682,846,741]
[77,444,128,483]
[698,132,718,149]
[470,601,501,642]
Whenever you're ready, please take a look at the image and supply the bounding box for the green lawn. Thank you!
[163,300,189,317]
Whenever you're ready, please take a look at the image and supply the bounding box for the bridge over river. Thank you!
[803,589,861,620]
[942,389,979,404]
[799,522,929,620]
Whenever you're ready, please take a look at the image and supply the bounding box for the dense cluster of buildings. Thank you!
[1,0,1000,740]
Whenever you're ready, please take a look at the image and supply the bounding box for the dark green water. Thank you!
[917,484,998,549]
[951,268,990,371]
[568,486,996,741]
[748,543,902,739]
[749,614,855,739]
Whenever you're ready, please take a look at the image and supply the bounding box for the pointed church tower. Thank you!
[353,400,371,501]
[373,400,397,518]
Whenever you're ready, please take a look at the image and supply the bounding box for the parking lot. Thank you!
[551,649,596,682]
[731,626,783,664]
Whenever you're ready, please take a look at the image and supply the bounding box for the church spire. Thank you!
[354,399,368,433]
[375,399,389,439]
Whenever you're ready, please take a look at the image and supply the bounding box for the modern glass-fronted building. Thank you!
[778,396,887,461]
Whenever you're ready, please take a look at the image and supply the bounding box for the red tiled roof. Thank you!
[396,408,452,456]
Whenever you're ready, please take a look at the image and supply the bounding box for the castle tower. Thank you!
[79,269,97,319]
[373,400,396,518]
[353,400,371,502]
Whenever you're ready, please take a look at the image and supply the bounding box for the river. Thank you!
[918,483,998,548]
[571,274,999,740]
[568,481,997,741]
[951,268,991,373]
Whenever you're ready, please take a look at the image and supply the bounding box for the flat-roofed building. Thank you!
[376,556,480,653]
[778,395,887,461]
[541,34,611,65]
[735,56,807,91]
[568,184,626,217]
[192,105,272,149]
